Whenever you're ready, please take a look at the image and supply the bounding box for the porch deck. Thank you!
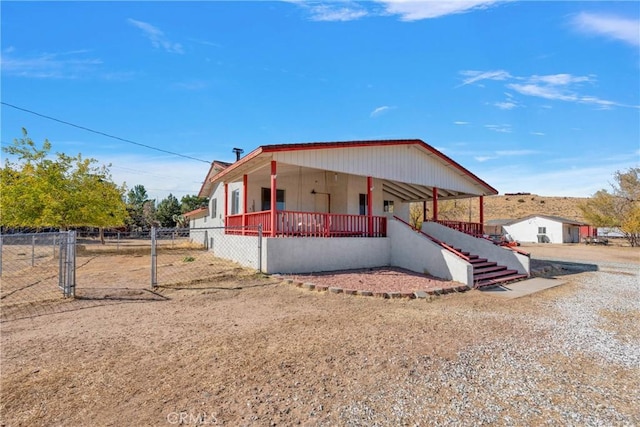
[226,210,387,237]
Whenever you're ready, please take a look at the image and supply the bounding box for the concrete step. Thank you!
[475,273,529,289]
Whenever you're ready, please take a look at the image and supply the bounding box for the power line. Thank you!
[1,101,211,164]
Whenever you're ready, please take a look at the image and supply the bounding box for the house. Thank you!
[502,215,587,244]
[190,139,530,288]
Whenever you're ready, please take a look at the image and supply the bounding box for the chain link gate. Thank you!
[0,231,77,320]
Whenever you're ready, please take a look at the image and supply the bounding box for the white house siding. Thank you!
[503,217,567,244]
[273,145,486,196]
[217,171,410,224]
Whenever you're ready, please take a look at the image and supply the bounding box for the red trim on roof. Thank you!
[208,139,497,195]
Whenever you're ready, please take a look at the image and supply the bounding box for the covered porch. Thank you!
[219,158,486,238]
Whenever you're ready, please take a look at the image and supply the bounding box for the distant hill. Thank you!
[433,194,590,224]
[483,194,589,223]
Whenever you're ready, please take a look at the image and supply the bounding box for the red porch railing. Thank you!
[226,210,386,237]
[434,220,484,237]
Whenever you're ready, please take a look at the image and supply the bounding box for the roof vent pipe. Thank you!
[232,147,244,162]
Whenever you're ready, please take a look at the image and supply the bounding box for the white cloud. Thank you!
[379,0,504,21]
[307,4,368,21]
[484,124,512,133]
[454,121,469,125]
[370,105,394,117]
[128,19,184,54]
[530,131,545,136]
[458,70,512,87]
[494,101,517,110]
[529,73,594,86]
[571,12,640,47]
[459,69,632,109]
[1,50,103,79]
[475,155,497,162]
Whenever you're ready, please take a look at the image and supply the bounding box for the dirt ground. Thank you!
[1,243,638,426]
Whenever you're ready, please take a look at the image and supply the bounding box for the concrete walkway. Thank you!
[480,277,565,299]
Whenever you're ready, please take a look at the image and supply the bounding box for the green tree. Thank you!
[125,184,156,230]
[1,128,128,231]
[155,193,181,228]
[579,167,640,247]
[180,194,208,214]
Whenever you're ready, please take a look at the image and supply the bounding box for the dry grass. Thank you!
[431,194,590,223]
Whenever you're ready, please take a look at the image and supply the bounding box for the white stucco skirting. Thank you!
[212,220,519,287]
[388,220,473,286]
[263,236,390,274]
[422,221,530,276]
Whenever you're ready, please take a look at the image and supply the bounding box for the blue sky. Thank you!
[2,1,639,202]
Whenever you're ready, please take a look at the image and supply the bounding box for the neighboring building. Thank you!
[502,215,587,244]
[190,139,530,287]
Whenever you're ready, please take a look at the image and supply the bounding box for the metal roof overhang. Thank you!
[207,141,497,200]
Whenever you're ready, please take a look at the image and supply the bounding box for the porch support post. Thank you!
[422,201,427,228]
[367,176,373,237]
[242,174,248,235]
[224,182,229,227]
[270,161,277,237]
[479,195,484,235]
[432,187,439,221]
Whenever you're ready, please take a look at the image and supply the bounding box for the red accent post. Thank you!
[432,187,438,221]
[367,176,373,237]
[242,174,248,235]
[270,161,277,237]
[224,183,229,227]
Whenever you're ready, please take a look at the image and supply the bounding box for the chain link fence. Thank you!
[1,226,262,321]
[151,226,263,288]
[1,231,76,320]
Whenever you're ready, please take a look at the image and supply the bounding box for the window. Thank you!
[261,188,285,211]
[383,200,394,213]
[538,227,546,234]
[231,189,240,215]
[211,198,217,218]
[359,194,368,215]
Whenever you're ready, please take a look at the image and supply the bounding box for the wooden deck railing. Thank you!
[434,220,484,237]
[226,211,386,237]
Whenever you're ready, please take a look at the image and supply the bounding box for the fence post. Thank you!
[32,234,36,267]
[66,231,76,298]
[204,230,208,250]
[117,232,121,251]
[151,227,157,288]
[58,234,65,292]
[257,224,262,273]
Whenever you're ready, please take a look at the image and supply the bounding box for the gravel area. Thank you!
[284,267,464,294]
[1,247,639,425]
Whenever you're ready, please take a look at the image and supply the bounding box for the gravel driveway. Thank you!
[1,246,638,426]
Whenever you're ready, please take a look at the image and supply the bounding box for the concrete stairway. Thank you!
[456,248,528,288]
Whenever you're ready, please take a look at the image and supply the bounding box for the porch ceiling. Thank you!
[381,180,470,202]
[220,159,479,202]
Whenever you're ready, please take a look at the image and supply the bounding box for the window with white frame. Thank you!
[538,227,546,234]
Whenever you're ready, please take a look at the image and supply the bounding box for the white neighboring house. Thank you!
[186,139,530,287]
[502,215,586,244]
